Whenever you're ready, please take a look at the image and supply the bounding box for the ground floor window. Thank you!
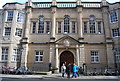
[12,49,20,62]
[1,47,8,61]
[115,49,120,63]
[91,51,99,63]
[35,50,43,62]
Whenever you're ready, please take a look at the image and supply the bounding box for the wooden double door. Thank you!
[60,51,74,69]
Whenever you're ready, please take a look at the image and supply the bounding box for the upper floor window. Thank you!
[84,22,87,33]
[4,27,11,36]
[64,15,70,33]
[15,28,22,37]
[58,22,61,33]
[72,22,76,33]
[110,12,118,23]
[89,16,96,33]
[17,13,24,22]
[12,49,20,62]
[1,47,8,61]
[91,51,99,63]
[114,49,120,63]
[46,21,50,33]
[38,16,44,33]
[98,21,102,34]
[32,22,36,33]
[7,11,14,22]
[112,28,120,37]
[35,50,43,62]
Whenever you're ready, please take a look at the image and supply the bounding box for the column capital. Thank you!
[51,7,56,14]
[77,7,83,13]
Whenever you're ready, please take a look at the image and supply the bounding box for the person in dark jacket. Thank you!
[66,64,71,79]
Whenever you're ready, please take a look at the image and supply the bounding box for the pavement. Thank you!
[0,73,120,79]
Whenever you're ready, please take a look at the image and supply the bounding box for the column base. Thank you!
[54,69,59,74]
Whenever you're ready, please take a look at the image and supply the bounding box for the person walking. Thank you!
[66,63,71,79]
[72,63,77,78]
[61,63,66,77]
[76,65,80,77]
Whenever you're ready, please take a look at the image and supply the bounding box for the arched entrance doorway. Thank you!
[60,51,74,71]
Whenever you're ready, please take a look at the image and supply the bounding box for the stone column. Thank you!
[106,44,115,68]
[23,7,32,38]
[51,7,56,39]
[77,7,83,42]
[101,0,114,69]
[79,44,85,67]
[54,45,59,73]
[20,6,32,68]
[49,44,55,65]
[20,44,28,67]
[76,45,80,66]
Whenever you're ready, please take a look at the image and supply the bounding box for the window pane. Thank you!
[84,22,87,33]
[72,22,76,33]
[89,16,96,33]
[38,16,44,33]
[64,15,70,33]
[32,22,36,33]
[46,21,50,33]
[98,22,101,33]
[15,28,22,37]
[58,22,61,33]
[110,12,118,23]
[5,28,11,36]
[7,11,14,21]
[17,13,24,22]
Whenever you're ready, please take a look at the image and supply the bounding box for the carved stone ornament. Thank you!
[64,39,70,47]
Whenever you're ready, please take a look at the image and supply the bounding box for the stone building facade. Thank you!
[0,0,120,73]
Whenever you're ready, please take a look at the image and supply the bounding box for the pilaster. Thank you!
[77,2,83,42]
[76,45,80,66]
[54,45,59,73]
[79,44,85,67]
[50,0,57,41]
[20,44,28,67]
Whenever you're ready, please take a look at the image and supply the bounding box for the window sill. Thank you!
[112,36,120,38]
[35,61,43,63]
[91,62,100,64]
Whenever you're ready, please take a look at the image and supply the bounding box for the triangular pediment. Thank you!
[55,35,79,45]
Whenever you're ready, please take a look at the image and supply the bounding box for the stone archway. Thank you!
[60,51,74,71]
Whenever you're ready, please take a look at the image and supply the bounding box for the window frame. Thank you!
[17,12,24,22]
[4,27,11,36]
[15,28,22,37]
[112,28,120,37]
[1,47,8,61]
[46,21,50,33]
[83,21,88,33]
[35,50,44,62]
[91,51,99,63]
[58,22,62,33]
[72,21,76,33]
[38,16,44,33]
[7,11,14,22]
[109,11,118,23]
[64,15,70,33]
[12,49,20,62]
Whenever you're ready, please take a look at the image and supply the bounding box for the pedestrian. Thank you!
[76,66,80,77]
[72,63,77,78]
[66,63,71,79]
[61,63,66,77]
